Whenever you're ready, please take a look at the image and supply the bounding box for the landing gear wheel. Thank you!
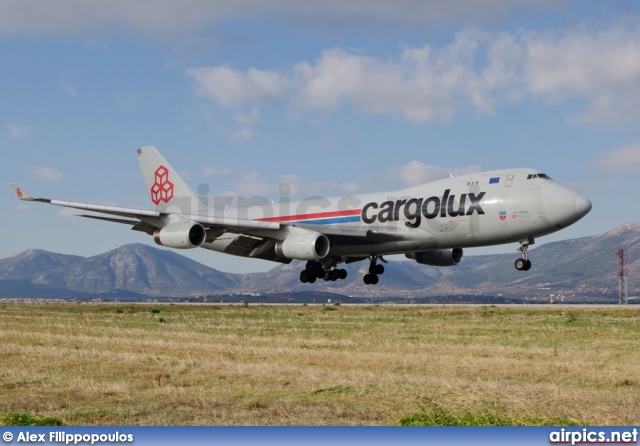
[363,273,378,285]
[515,259,532,271]
[330,269,339,281]
[514,238,534,272]
[365,256,384,284]
[300,270,309,283]
[308,275,316,283]
[338,269,347,280]
[323,271,331,281]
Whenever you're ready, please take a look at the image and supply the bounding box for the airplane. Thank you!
[10,146,592,285]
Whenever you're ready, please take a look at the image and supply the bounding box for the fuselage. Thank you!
[202,168,591,258]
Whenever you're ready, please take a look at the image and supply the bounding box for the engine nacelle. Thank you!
[406,248,463,267]
[275,231,330,260]
[153,220,206,249]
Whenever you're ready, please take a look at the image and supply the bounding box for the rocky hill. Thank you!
[0,243,239,298]
[1,223,638,301]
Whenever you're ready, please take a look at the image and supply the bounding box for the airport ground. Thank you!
[0,303,638,425]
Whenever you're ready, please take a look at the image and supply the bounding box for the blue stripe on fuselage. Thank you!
[290,216,361,225]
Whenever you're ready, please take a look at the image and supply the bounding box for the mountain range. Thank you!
[1,222,638,302]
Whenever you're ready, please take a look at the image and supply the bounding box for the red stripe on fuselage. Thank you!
[255,208,361,223]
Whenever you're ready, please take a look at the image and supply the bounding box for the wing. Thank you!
[9,183,280,231]
[10,182,406,262]
[10,145,405,265]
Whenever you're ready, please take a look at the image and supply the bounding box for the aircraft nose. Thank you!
[575,194,592,220]
[540,182,591,229]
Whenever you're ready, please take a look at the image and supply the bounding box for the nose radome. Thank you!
[575,194,592,219]
[540,182,591,229]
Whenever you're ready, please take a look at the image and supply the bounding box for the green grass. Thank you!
[0,303,639,425]
[397,399,583,426]
[0,412,64,426]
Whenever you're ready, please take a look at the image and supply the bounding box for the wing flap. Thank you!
[293,223,406,242]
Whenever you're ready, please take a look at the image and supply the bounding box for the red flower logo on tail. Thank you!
[150,165,174,205]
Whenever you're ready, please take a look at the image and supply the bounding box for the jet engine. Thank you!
[406,248,463,267]
[153,220,206,249]
[275,230,330,260]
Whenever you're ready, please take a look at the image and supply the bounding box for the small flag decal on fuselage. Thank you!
[489,177,500,184]
[499,211,506,220]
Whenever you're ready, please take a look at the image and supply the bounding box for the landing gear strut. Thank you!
[515,238,533,271]
[299,260,347,283]
[363,256,385,285]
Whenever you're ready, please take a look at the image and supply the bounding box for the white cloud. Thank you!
[14,204,33,212]
[202,166,233,176]
[0,1,559,37]
[591,143,640,174]
[29,166,66,181]
[522,24,640,123]
[391,160,483,186]
[57,80,76,96]
[230,127,258,143]
[232,171,351,198]
[187,66,291,108]
[199,160,489,201]
[233,107,260,124]
[294,47,462,122]
[233,171,279,196]
[202,169,365,199]
[57,208,79,218]
[187,21,640,125]
[6,122,30,139]
[278,173,342,196]
[340,182,361,194]
[115,95,137,108]
[188,38,505,123]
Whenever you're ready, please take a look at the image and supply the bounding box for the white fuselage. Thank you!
[202,168,591,258]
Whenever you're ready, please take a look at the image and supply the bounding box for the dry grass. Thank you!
[0,303,639,425]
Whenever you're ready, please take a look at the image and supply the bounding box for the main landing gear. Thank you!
[298,256,387,285]
[299,260,347,283]
[363,256,385,285]
[515,238,533,271]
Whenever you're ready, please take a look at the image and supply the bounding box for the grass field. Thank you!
[0,303,638,426]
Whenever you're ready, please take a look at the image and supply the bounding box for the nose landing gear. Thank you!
[515,238,534,271]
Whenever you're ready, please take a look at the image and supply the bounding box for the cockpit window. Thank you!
[527,173,553,180]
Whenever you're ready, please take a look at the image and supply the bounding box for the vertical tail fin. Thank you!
[136,146,206,214]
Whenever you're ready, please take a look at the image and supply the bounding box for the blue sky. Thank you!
[2,1,640,273]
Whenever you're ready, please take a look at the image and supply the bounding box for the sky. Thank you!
[2,1,640,273]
